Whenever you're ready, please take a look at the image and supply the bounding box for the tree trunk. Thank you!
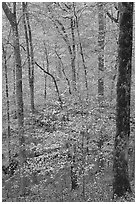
[42,61,47,100]
[24,2,35,113]
[13,17,26,197]
[113,2,133,198]
[2,2,26,195]
[70,144,78,191]
[110,58,117,101]
[73,3,88,99]
[13,60,17,118]
[2,45,11,162]
[55,47,72,94]
[22,2,34,113]
[70,17,77,92]
[97,2,106,173]
[43,42,49,100]
[98,3,105,99]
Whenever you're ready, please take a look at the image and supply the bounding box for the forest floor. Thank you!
[2,98,135,202]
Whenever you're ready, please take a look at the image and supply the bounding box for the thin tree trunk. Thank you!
[55,48,72,94]
[13,60,17,118]
[113,2,133,198]
[73,3,88,98]
[44,74,47,100]
[2,45,11,162]
[43,42,49,100]
[22,2,34,112]
[24,2,35,113]
[98,3,105,99]
[70,17,77,91]
[42,61,47,100]
[81,131,85,200]
[70,144,78,191]
[97,3,106,172]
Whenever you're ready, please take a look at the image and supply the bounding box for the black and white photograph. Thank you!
[2,2,135,202]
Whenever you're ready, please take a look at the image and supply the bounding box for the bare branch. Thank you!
[35,61,63,108]
[106,11,119,23]
[2,2,16,27]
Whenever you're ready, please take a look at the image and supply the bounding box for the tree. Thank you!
[97,3,106,172]
[2,44,11,162]
[54,45,72,94]
[2,2,135,201]
[13,58,17,118]
[43,41,50,100]
[73,3,88,99]
[22,2,35,113]
[113,2,133,198]
[47,3,77,92]
[2,2,26,195]
[98,3,106,98]
[35,61,63,108]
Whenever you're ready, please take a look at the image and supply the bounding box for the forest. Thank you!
[2,2,135,202]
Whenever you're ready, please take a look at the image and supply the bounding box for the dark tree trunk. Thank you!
[71,161,78,191]
[70,17,77,92]
[70,144,78,191]
[2,2,26,195]
[113,2,133,198]
[22,2,35,113]
[97,3,106,172]
[23,2,35,113]
[98,3,105,98]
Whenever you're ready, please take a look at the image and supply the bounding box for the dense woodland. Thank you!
[2,2,135,202]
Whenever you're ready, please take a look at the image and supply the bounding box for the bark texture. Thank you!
[98,3,105,97]
[113,2,133,198]
[2,45,11,161]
